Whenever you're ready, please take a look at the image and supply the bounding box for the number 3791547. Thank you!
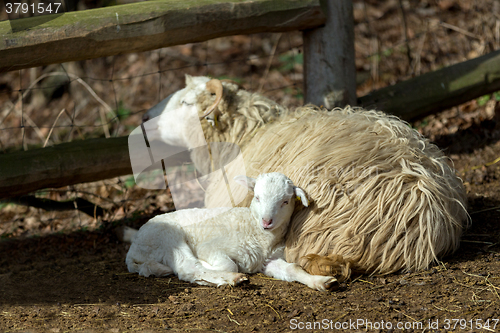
[6,2,62,14]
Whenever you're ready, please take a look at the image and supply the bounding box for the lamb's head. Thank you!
[234,173,308,230]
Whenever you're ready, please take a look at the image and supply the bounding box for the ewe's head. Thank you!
[143,74,281,149]
[146,75,238,147]
[145,75,213,147]
[234,173,308,230]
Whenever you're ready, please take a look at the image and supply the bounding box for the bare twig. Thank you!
[461,240,495,244]
[0,90,46,148]
[496,20,500,48]
[463,156,500,174]
[43,108,66,147]
[333,312,348,322]
[397,0,412,69]
[19,111,46,148]
[452,277,488,290]
[99,107,111,138]
[440,21,482,40]
[370,38,379,85]
[227,314,241,326]
[486,278,500,299]
[432,304,460,312]
[265,304,281,320]
[258,33,282,92]
[413,31,427,76]
[470,206,500,215]
[482,326,496,332]
[392,308,419,322]
[358,278,375,285]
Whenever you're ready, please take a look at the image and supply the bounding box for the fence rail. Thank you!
[360,49,500,120]
[0,136,190,199]
[0,0,325,73]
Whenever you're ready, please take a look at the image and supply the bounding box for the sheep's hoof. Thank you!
[233,274,249,286]
[325,278,339,290]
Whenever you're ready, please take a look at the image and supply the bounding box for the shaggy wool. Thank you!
[202,104,469,276]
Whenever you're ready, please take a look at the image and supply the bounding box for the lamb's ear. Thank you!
[233,175,257,191]
[294,187,309,207]
[185,74,193,86]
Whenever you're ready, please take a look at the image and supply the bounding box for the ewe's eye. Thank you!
[282,200,288,206]
[181,100,193,106]
[255,196,260,202]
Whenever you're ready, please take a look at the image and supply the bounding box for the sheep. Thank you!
[139,75,469,278]
[125,172,338,290]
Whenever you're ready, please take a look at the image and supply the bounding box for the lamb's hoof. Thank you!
[325,278,339,290]
[233,274,249,286]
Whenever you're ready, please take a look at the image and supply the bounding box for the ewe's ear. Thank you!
[294,187,309,207]
[185,74,193,86]
[233,175,257,191]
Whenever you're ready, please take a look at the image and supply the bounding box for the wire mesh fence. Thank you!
[1,0,499,238]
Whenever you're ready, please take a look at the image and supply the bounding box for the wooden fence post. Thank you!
[303,0,356,108]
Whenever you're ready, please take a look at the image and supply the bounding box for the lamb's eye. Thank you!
[255,196,260,202]
[282,200,288,206]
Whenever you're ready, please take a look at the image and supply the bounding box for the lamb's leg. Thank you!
[138,260,173,277]
[263,258,338,291]
[197,244,239,272]
[199,257,238,272]
[196,240,248,285]
[126,246,172,277]
[177,259,247,286]
[170,243,247,286]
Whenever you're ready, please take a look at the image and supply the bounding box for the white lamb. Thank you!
[125,172,338,291]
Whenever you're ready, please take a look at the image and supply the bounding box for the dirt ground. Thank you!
[2,1,500,332]
[2,146,500,333]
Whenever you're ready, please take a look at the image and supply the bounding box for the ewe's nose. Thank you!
[262,218,273,229]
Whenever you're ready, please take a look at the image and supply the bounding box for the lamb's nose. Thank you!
[262,218,273,228]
